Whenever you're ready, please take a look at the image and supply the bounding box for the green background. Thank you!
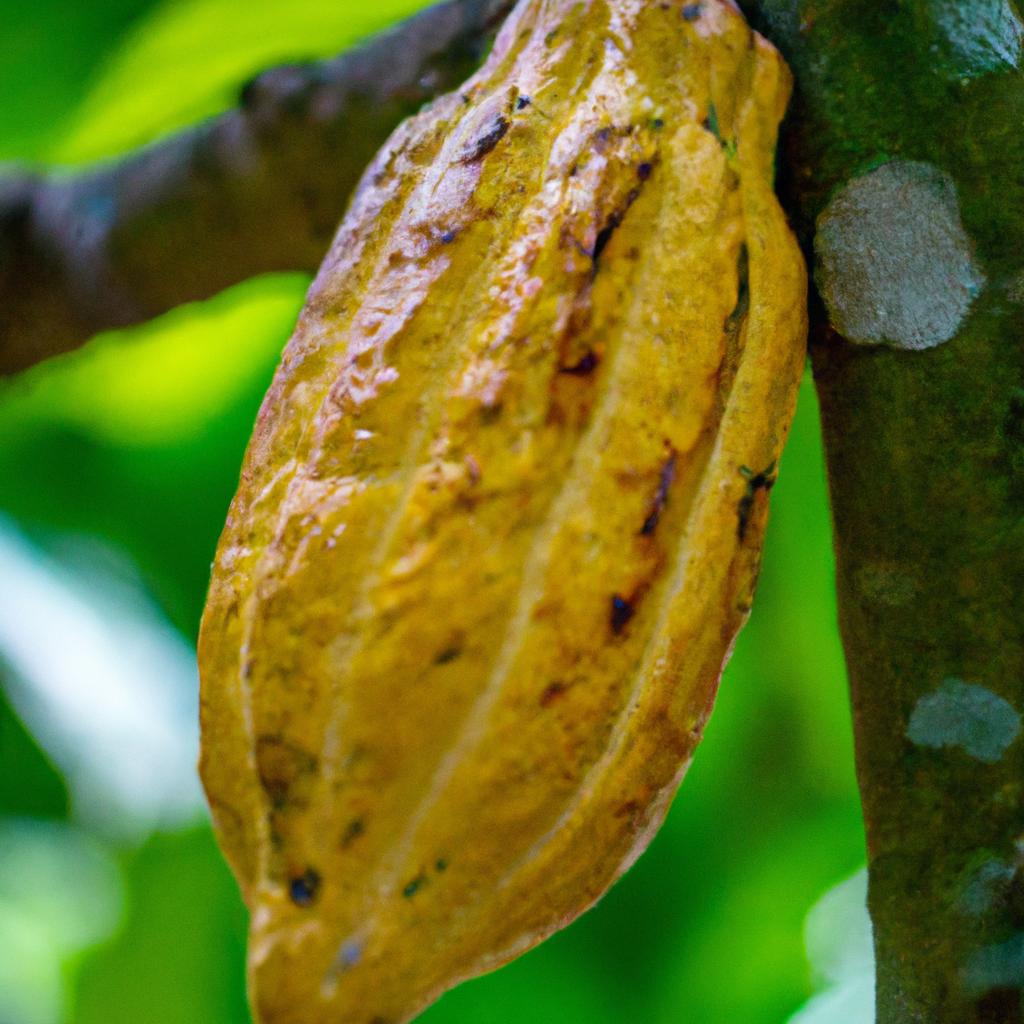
[0,1,866,1021]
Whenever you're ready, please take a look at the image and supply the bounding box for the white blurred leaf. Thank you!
[787,975,875,1024]
[804,867,874,987]
[787,868,875,1024]
[0,518,204,837]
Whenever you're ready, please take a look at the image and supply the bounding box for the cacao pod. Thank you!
[199,1,806,1021]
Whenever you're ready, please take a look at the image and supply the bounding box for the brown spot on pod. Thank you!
[642,449,679,536]
[610,595,635,635]
[460,115,511,163]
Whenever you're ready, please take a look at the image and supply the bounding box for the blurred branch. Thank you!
[0,0,512,376]
[738,2,1024,1021]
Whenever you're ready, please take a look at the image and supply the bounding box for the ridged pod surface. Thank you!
[198,1,806,1021]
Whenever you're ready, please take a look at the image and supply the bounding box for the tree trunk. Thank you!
[739,2,1024,1020]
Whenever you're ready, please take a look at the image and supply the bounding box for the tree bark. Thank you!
[737,1,1024,1020]
[0,0,511,375]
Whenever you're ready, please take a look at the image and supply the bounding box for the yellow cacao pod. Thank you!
[199,1,806,1021]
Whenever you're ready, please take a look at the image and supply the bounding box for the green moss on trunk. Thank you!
[741,1,1024,1020]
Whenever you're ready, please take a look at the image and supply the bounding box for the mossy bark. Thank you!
[740,1,1024,1020]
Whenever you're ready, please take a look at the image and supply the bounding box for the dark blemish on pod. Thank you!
[341,818,365,848]
[268,824,285,851]
[541,681,569,707]
[610,595,635,634]
[289,868,321,907]
[343,744,368,771]
[256,735,318,808]
[637,162,654,181]
[403,873,428,898]
[737,463,777,541]
[641,450,678,536]
[651,117,665,131]
[615,800,643,828]
[435,858,449,872]
[592,213,623,265]
[560,350,600,376]
[461,115,510,163]
[726,245,751,332]
[516,95,532,111]
[480,401,503,424]
[434,646,462,665]
[682,3,703,20]
[591,180,646,269]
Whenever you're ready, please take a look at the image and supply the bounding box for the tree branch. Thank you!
[739,2,1024,1021]
[0,0,512,375]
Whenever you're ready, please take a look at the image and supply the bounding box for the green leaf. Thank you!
[49,0,432,165]
[0,273,308,447]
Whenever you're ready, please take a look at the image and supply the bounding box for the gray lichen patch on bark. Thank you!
[958,856,1019,919]
[814,161,986,351]
[963,932,1024,997]
[907,678,1021,765]
[929,0,1024,78]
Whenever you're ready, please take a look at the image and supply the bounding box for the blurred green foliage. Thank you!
[0,2,865,1021]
